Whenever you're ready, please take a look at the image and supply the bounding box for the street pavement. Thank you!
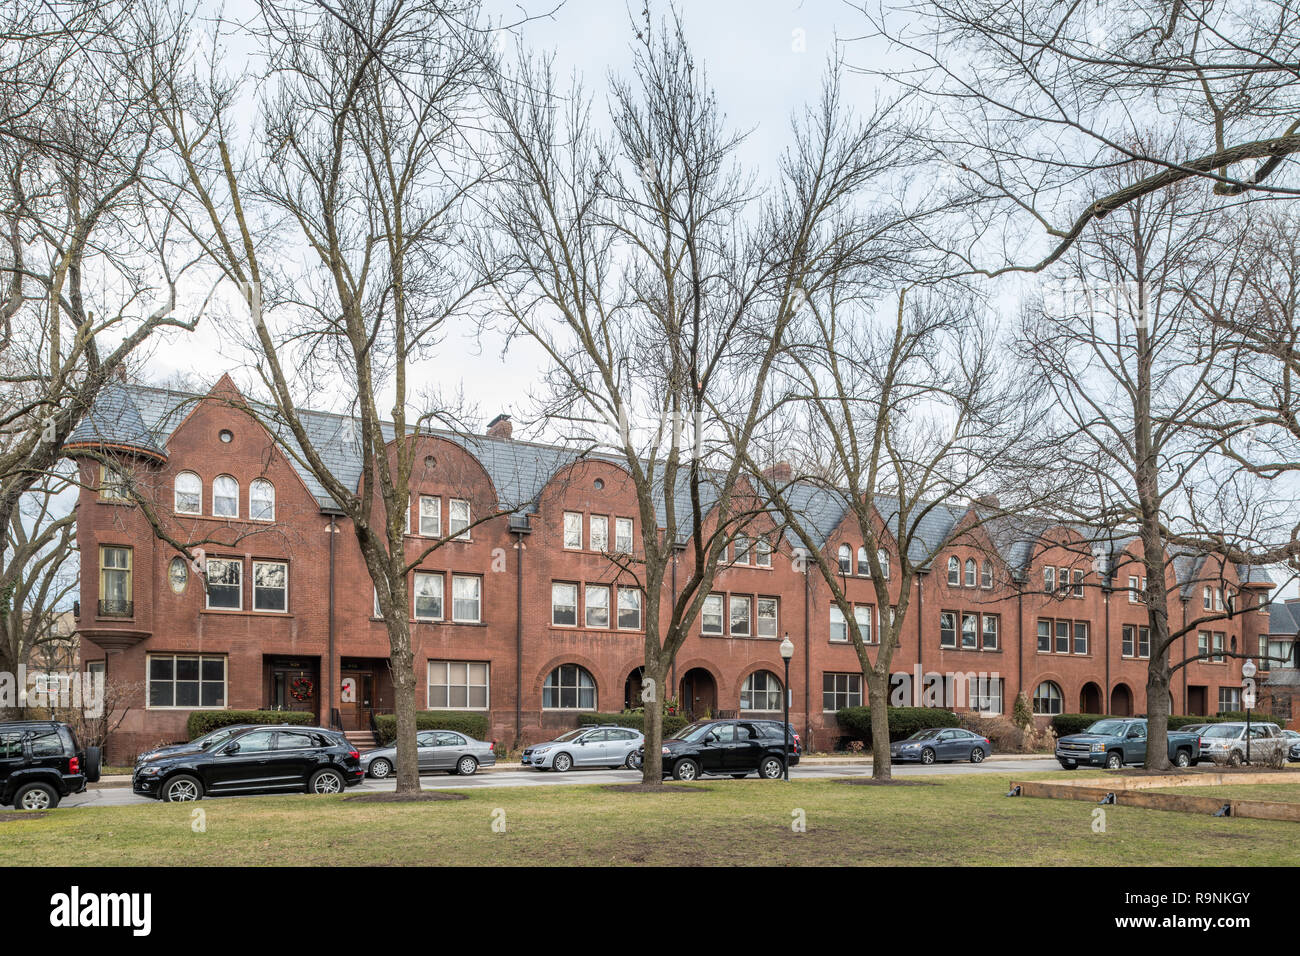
[61,757,1061,808]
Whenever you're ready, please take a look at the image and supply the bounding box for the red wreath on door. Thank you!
[290,677,314,702]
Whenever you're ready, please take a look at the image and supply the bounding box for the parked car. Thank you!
[132,725,363,801]
[889,727,992,764]
[0,720,100,810]
[1198,722,1287,766]
[639,719,796,781]
[134,723,258,765]
[1177,723,1212,736]
[1286,731,1300,763]
[361,730,497,778]
[1056,718,1200,769]
[522,726,645,772]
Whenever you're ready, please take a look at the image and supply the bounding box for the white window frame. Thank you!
[755,538,772,567]
[615,517,633,554]
[449,498,471,540]
[563,512,583,549]
[854,605,874,645]
[249,479,275,521]
[414,571,445,621]
[589,515,609,552]
[617,588,642,630]
[733,536,751,565]
[729,595,752,637]
[212,475,239,518]
[205,557,243,610]
[174,471,202,515]
[757,597,778,638]
[830,605,848,643]
[837,544,852,574]
[585,584,611,629]
[701,593,724,635]
[419,495,442,537]
[427,660,489,710]
[740,671,783,712]
[451,574,481,622]
[251,559,288,612]
[551,582,578,627]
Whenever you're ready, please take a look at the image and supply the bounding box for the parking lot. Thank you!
[61,757,1061,808]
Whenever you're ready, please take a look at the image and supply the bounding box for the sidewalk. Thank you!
[89,752,1053,789]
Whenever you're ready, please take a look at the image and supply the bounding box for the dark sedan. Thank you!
[889,728,992,764]
[132,726,364,801]
[134,723,257,766]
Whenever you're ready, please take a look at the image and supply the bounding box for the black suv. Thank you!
[0,720,101,809]
[649,719,798,781]
[132,725,364,801]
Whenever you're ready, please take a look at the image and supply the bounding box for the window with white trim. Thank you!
[1043,566,1055,594]
[854,605,873,644]
[174,471,202,515]
[148,653,226,708]
[940,611,957,649]
[740,671,783,711]
[205,557,242,610]
[428,660,488,709]
[250,479,275,521]
[947,556,960,586]
[980,560,993,589]
[618,588,642,630]
[252,560,287,612]
[543,664,595,709]
[830,605,848,643]
[734,535,751,565]
[965,559,977,588]
[701,593,723,635]
[755,538,772,567]
[756,597,778,638]
[563,512,582,549]
[449,499,471,539]
[961,612,978,649]
[729,595,752,637]
[589,515,609,552]
[414,572,444,621]
[419,496,442,537]
[213,475,239,518]
[585,584,610,628]
[615,517,633,553]
[969,676,1004,714]
[982,614,999,650]
[552,582,578,626]
[451,574,480,622]
[838,544,852,574]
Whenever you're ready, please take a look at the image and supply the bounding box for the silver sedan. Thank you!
[360,730,497,778]
[521,726,645,772]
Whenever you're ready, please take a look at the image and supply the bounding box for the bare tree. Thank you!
[484,12,890,783]
[742,282,1042,778]
[859,0,1300,276]
[0,0,197,605]
[122,0,511,793]
[1016,170,1295,768]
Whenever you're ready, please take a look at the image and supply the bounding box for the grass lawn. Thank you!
[3,772,1298,866]
[1171,783,1300,803]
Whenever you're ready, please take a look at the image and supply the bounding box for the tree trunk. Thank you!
[640,657,666,786]
[867,669,892,781]
[387,617,419,793]
[1144,646,1174,771]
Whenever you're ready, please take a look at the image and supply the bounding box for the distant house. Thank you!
[1263,600,1300,722]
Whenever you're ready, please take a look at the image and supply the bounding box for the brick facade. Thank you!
[70,380,1274,761]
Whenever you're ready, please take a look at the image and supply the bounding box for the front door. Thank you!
[341,670,375,731]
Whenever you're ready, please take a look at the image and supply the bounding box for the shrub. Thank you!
[958,712,1025,752]
[835,706,961,744]
[186,710,314,740]
[373,711,490,744]
[577,711,688,736]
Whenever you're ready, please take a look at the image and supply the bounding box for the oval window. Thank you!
[168,556,188,594]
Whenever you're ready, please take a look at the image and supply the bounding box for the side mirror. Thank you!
[223,742,240,754]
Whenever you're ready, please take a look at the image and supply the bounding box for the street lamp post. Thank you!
[780,634,794,782]
[1242,659,1257,765]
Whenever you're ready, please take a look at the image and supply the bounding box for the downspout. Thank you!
[802,557,810,744]
[670,545,678,694]
[515,529,525,743]
[1104,586,1111,712]
[328,514,337,729]
[1017,585,1023,701]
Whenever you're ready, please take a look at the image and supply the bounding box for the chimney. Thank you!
[487,414,512,440]
[762,461,792,484]
[975,493,1000,510]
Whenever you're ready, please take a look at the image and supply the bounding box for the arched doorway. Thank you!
[679,668,717,721]
[623,667,645,711]
[1080,682,1103,714]
[1111,683,1133,717]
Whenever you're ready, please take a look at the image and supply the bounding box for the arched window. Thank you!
[212,475,239,518]
[543,664,596,710]
[857,547,869,576]
[838,544,852,574]
[740,670,783,712]
[947,556,960,586]
[981,560,993,589]
[249,479,275,521]
[964,558,977,587]
[174,471,201,515]
[1033,681,1064,716]
[878,549,890,580]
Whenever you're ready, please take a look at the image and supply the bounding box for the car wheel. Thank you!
[456,756,478,776]
[552,753,572,773]
[1105,751,1123,770]
[368,758,392,779]
[920,747,936,765]
[1174,750,1191,768]
[759,756,784,779]
[309,768,345,794]
[1058,761,1077,770]
[1228,751,1244,767]
[83,746,102,784]
[14,782,59,810]
[672,758,700,781]
[970,747,986,764]
[624,752,641,769]
[162,774,203,803]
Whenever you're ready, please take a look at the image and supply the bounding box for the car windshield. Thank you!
[668,722,716,742]
[553,729,588,743]
[904,729,938,741]
[199,728,236,750]
[1085,720,1130,736]
[1200,725,1242,738]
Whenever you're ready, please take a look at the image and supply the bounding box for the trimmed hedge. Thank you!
[1050,714,1110,737]
[835,706,961,744]
[373,711,490,745]
[186,710,314,740]
[577,711,688,736]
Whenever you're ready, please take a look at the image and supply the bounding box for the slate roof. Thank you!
[64,382,169,462]
[1269,601,1300,636]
